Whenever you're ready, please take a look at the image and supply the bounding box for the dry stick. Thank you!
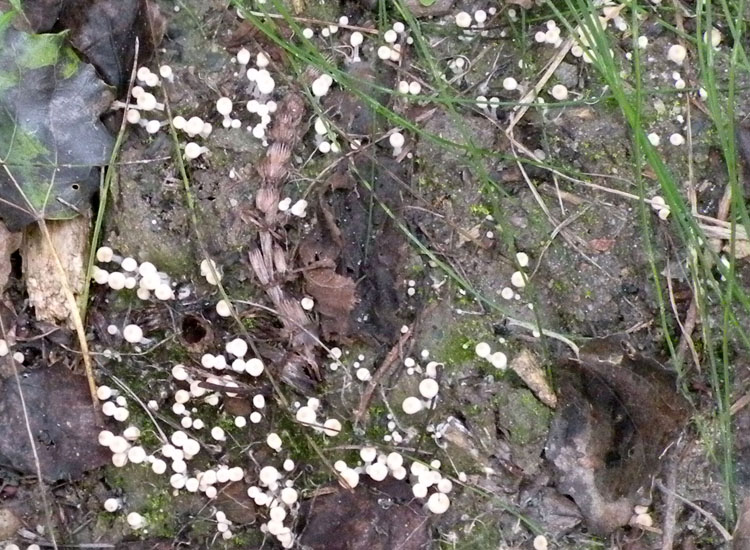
[655,479,733,542]
[354,328,413,426]
[666,261,701,371]
[660,453,680,550]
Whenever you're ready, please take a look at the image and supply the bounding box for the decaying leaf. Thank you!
[546,337,690,534]
[304,268,357,318]
[0,10,114,230]
[14,0,165,89]
[299,479,432,550]
[0,363,110,480]
[509,349,557,408]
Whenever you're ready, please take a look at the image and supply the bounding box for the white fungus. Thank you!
[104,498,121,512]
[474,342,491,358]
[511,271,526,288]
[216,299,232,317]
[402,396,424,415]
[127,512,146,529]
[323,418,342,436]
[123,324,144,344]
[427,492,450,514]
[667,44,687,64]
[551,84,569,100]
[669,133,685,146]
[419,378,439,399]
[455,11,472,28]
[503,77,518,91]
[226,338,248,358]
[267,432,283,451]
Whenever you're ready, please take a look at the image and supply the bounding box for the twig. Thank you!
[354,328,413,426]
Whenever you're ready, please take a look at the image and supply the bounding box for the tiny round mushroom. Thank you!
[366,462,388,481]
[300,297,315,310]
[510,271,526,288]
[669,133,685,146]
[211,426,226,441]
[350,31,363,62]
[291,199,308,217]
[236,48,251,65]
[550,84,569,100]
[323,418,342,436]
[123,324,144,344]
[455,11,472,28]
[402,396,424,415]
[419,378,440,399]
[246,358,265,376]
[216,299,232,317]
[127,512,146,529]
[226,338,248,358]
[667,44,687,65]
[408,81,422,95]
[267,432,283,451]
[339,467,360,489]
[103,498,121,512]
[377,45,392,60]
[488,351,507,370]
[503,77,518,91]
[389,132,405,156]
[159,65,174,81]
[426,492,450,514]
[216,97,233,127]
[185,142,208,160]
[296,405,317,426]
[533,535,549,550]
[474,341,491,358]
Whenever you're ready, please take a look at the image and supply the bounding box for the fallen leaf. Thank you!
[214,482,256,524]
[0,363,110,480]
[299,479,432,550]
[16,0,165,89]
[588,237,616,253]
[0,11,114,230]
[546,337,690,535]
[509,349,557,408]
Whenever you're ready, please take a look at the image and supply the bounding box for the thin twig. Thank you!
[655,479,733,542]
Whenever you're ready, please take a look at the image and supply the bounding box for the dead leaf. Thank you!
[18,0,165,89]
[588,237,616,253]
[304,268,358,318]
[299,479,432,550]
[0,363,110,481]
[215,482,257,524]
[509,350,557,408]
[546,337,690,535]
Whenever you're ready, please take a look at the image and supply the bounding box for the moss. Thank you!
[141,487,178,538]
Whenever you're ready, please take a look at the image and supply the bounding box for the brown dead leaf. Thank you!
[588,237,616,253]
[509,350,557,408]
[546,337,690,535]
[0,363,110,480]
[304,268,357,316]
[299,479,432,550]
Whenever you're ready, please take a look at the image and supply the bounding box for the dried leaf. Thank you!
[546,337,690,534]
[304,268,357,317]
[588,237,616,253]
[509,350,557,408]
[0,363,110,480]
[0,12,114,230]
[299,479,432,550]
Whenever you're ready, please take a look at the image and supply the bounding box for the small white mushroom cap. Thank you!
[667,44,687,64]
[551,84,569,101]
[98,430,114,447]
[503,77,518,91]
[185,142,206,160]
[185,116,205,137]
[267,432,283,450]
[296,405,317,425]
[127,446,147,464]
[510,271,526,288]
[107,272,126,290]
[366,462,388,481]
[488,351,507,370]
[474,342,491,358]
[226,338,248,358]
[96,385,113,401]
[103,498,120,512]
[350,31,363,46]
[339,468,359,489]
[259,465,281,486]
[216,299,232,317]
[236,48,251,65]
[123,324,144,343]
[127,512,146,528]
[281,487,298,505]
[377,45,392,60]
[360,446,377,463]
[122,426,141,441]
[419,378,440,399]
[246,357,265,376]
[412,483,428,498]
[533,535,549,550]
[401,396,424,415]
[455,11,472,28]
[389,132,405,149]
[216,97,233,116]
[427,492,450,514]
[323,418,342,436]
[211,426,226,441]
[257,73,276,95]
[386,452,403,470]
